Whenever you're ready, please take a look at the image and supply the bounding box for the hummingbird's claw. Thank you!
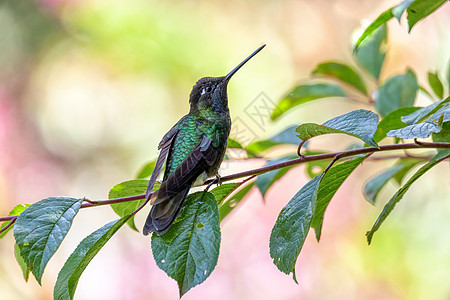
[215,174,222,186]
[204,174,222,191]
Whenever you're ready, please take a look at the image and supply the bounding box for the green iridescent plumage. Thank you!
[165,113,230,177]
[143,45,265,235]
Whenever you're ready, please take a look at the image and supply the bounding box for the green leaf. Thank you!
[219,183,254,221]
[418,85,434,98]
[14,243,30,282]
[353,0,413,51]
[432,121,450,156]
[401,97,450,125]
[363,162,408,205]
[224,138,255,160]
[54,215,131,300]
[269,174,323,282]
[432,121,450,143]
[311,155,368,241]
[271,83,346,120]
[426,102,450,123]
[305,160,330,179]
[226,138,257,160]
[109,179,149,231]
[387,122,441,139]
[344,143,364,150]
[210,183,239,204]
[387,103,450,139]
[406,0,447,32]
[354,10,392,53]
[392,0,415,21]
[303,151,331,179]
[392,158,423,185]
[428,71,444,99]
[373,107,420,142]
[14,197,83,284]
[227,138,245,149]
[355,24,387,79]
[151,192,220,297]
[296,109,379,147]
[135,160,156,179]
[375,69,418,117]
[247,126,300,154]
[255,155,297,198]
[366,151,450,244]
[363,157,424,203]
[311,61,367,94]
[0,204,30,238]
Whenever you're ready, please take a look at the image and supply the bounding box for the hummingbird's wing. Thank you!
[145,127,179,200]
[143,136,220,235]
[154,136,219,203]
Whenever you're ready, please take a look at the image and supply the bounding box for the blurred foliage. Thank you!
[1,0,450,299]
[0,0,62,78]
[60,0,236,87]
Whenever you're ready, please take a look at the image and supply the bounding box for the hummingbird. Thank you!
[143,44,265,235]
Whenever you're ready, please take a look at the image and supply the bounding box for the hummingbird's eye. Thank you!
[201,85,212,95]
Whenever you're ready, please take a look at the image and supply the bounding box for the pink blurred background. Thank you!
[1,0,449,299]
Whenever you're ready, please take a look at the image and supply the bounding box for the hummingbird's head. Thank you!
[188,44,266,115]
[189,76,229,114]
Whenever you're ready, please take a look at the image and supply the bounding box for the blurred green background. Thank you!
[0,0,449,299]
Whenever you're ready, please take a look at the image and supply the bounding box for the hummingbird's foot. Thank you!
[204,181,215,191]
[204,174,222,191]
[215,174,222,186]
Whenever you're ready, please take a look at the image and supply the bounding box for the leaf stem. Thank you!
[80,194,148,208]
[130,197,151,217]
[297,138,309,157]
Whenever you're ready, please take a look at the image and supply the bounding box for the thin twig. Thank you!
[0,216,17,222]
[1,142,449,221]
[217,175,256,205]
[130,197,151,217]
[0,217,17,235]
[436,154,450,164]
[205,142,450,185]
[322,154,343,174]
[414,138,424,146]
[80,194,147,208]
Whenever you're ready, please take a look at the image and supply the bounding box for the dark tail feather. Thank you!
[143,187,190,236]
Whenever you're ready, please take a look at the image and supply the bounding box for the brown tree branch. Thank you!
[0,217,17,235]
[211,142,450,184]
[81,194,147,208]
[1,142,449,221]
[0,216,17,222]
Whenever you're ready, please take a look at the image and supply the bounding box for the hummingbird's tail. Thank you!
[143,136,219,235]
[143,187,190,235]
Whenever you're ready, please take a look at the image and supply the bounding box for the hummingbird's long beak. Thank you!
[224,44,266,82]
